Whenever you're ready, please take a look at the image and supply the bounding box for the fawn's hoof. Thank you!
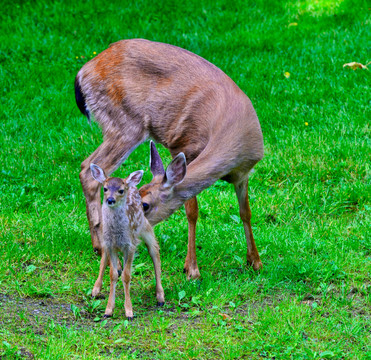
[127,316,134,321]
[103,314,112,318]
[157,301,165,307]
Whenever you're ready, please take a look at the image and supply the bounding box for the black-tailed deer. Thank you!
[90,164,165,319]
[75,39,264,280]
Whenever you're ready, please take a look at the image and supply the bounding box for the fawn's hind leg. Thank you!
[141,223,165,306]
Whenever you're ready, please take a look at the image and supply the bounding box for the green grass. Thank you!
[0,0,370,358]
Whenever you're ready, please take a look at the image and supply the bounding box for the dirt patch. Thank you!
[0,293,78,328]
[0,293,192,331]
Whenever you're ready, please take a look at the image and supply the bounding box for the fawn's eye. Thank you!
[103,188,108,192]
[142,203,150,211]
[118,189,124,194]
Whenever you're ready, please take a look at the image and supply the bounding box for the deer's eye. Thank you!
[103,188,108,192]
[118,189,124,194]
[142,203,150,211]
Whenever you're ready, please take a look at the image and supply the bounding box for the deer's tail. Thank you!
[74,75,91,122]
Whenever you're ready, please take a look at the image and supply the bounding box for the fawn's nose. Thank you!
[107,197,116,205]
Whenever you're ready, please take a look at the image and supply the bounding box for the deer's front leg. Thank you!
[184,197,201,280]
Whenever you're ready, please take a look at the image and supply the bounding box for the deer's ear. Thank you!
[163,153,187,188]
[127,170,144,187]
[150,141,165,177]
[90,163,107,184]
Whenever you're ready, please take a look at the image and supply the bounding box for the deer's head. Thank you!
[90,164,143,208]
[139,142,187,225]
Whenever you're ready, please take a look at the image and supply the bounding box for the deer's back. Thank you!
[77,39,262,164]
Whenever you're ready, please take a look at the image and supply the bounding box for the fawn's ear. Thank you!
[127,170,144,187]
[150,141,165,177]
[90,163,107,184]
[163,153,187,188]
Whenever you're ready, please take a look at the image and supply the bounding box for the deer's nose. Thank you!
[107,197,116,205]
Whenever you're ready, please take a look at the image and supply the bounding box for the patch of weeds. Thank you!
[70,304,81,320]
[83,293,103,317]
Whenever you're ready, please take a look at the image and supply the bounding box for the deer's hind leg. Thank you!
[184,197,201,280]
[92,247,108,297]
[80,132,147,255]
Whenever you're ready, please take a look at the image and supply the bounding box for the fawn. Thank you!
[90,163,165,319]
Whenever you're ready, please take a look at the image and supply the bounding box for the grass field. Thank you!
[0,0,370,359]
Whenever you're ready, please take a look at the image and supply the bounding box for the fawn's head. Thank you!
[90,164,143,208]
[139,141,187,225]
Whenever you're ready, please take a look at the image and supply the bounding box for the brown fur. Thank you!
[76,39,264,279]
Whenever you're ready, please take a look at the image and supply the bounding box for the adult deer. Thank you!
[75,39,264,279]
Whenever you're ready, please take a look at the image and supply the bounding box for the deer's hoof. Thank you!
[127,316,134,321]
[157,301,165,307]
[91,288,100,298]
[93,294,105,300]
[185,268,201,280]
[250,260,263,271]
[103,314,112,318]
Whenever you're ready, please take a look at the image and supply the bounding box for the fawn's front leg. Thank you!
[104,250,119,317]
[122,248,135,319]
[92,248,108,297]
